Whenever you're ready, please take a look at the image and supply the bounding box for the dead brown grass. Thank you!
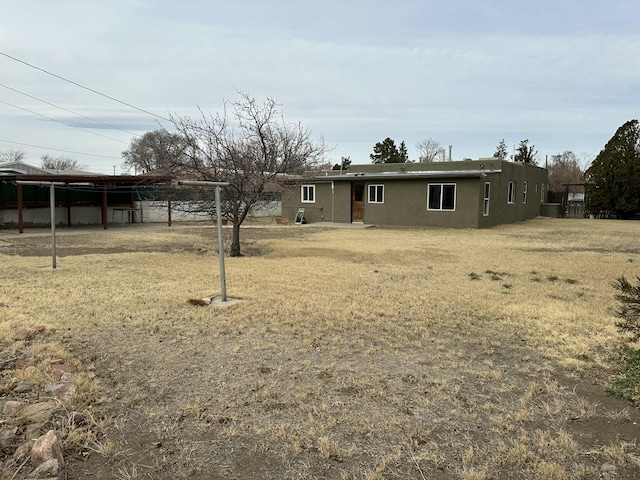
[1,218,640,479]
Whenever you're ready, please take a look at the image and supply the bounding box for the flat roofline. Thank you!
[7,174,173,185]
[308,169,502,182]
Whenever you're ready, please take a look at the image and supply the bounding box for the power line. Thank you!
[0,138,121,159]
[0,50,172,123]
[0,82,141,137]
[0,99,128,145]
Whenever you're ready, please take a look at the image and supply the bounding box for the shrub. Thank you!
[606,346,640,407]
[613,275,640,341]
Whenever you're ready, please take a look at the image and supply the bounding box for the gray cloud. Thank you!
[0,0,638,173]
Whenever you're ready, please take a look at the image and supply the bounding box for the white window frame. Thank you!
[368,184,384,203]
[301,184,315,203]
[507,181,516,204]
[523,181,528,204]
[483,182,490,216]
[427,183,456,211]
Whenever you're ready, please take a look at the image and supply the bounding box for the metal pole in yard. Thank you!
[50,183,57,269]
[177,180,230,301]
[17,181,65,269]
[215,185,227,301]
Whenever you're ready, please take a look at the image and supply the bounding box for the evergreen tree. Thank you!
[585,119,640,219]
[370,138,407,164]
[332,156,351,170]
[513,139,537,164]
[398,141,409,162]
[493,139,508,160]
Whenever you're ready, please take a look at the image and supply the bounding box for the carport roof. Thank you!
[3,173,173,185]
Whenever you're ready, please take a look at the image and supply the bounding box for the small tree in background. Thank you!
[332,156,351,171]
[398,141,409,162]
[548,150,584,193]
[493,139,508,160]
[41,154,87,171]
[416,138,441,162]
[122,129,188,174]
[370,138,408,164]
[513,139,537,164]
[0,149,26,163]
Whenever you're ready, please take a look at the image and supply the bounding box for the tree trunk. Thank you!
[230,222,242,257]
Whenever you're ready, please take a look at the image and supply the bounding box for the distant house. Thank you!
[0,160,53,176]
[281,158,549,228]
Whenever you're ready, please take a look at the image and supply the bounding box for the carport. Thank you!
[0,174,174,233]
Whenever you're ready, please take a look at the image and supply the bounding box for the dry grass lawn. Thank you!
[1,218,640,479]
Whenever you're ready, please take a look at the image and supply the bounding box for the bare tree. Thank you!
[121,130,187,174]
[41,154,87,171]
[0,149,27,163]
[170,92,327,256]
[416,138,442,162]
[548,151,584,193]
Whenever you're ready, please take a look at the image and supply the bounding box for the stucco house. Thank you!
[281,158,549,228]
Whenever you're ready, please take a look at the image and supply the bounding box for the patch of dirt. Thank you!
[58,315,640,479]
[0,225,314,257]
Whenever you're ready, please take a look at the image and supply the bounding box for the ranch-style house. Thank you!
[281,158,549,228]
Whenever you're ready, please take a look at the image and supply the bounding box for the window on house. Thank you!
[523,181,528,204]
[301,184,315,203]
[428,183,456,211]
[368,184,384,203]
[507,181,516,204]
[483,182,490,216]
[540,183,546,202]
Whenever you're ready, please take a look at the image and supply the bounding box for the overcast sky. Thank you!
[1,1,638,174]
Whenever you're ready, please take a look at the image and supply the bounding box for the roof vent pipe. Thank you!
[448,145,452,162]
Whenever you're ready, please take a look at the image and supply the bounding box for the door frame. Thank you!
[351,181,365,223]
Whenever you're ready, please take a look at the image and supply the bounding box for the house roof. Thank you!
[568,192,585,202]
[0,161,171,185]
[309,169,502,182]
[0,161,51,176]
[0,161,107,177]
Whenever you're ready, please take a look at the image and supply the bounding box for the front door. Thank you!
[351,181,364,222]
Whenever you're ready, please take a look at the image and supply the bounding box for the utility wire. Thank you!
[0,99,128,145]
[0,138,121,159]
[0,50,172,123]
[0,82,141,137]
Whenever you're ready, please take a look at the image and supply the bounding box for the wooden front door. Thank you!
[351,181,364,222]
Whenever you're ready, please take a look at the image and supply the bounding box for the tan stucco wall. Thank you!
[362,177,481,228]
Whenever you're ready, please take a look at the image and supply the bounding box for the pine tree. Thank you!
[493,139,508,160]
[370,138,407,164]
[513,139,537,164]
